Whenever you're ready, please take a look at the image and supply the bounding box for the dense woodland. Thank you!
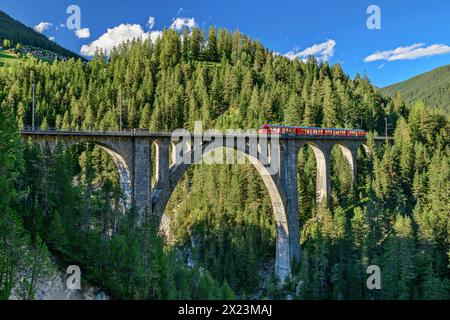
[0,27,449,299]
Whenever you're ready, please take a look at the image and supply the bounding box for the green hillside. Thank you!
[0,10,80,59]
[0,49,19,67]
[381,64,450,112]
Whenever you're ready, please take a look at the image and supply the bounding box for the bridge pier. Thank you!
[155,139,171,189]
[132,137,152,220]
[151,138,173,221]
[278,140,302,270]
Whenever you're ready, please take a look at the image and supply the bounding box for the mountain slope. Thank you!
[381,64,450,112]
[0,10,80,59]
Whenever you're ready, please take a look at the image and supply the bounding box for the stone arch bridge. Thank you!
[21,129,389,281]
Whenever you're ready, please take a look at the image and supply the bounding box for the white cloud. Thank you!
[378,63,385,70]
[364,43,450,62]
[75,28,90,39]
[147,16,155,29]
[80,23,161,56]
[170,17,196,31]
[34,22,52,33]
[48,36,55,41]
[284,39,336,62]
[148,31,162,43]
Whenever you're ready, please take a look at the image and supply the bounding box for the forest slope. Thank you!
[381,64,450,112]
[0,10,80,59]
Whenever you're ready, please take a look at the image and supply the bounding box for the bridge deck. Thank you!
[20,129,391,141]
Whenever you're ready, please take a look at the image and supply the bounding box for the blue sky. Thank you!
[2,0,450,87]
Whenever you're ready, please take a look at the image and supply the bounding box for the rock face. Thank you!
[35,270,109,300]
[10,268,109,300]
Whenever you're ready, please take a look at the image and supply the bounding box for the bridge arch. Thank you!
[303,141,333,205]
[34,137,135,210]
[89,143,133,208]
[297,140,366,206]
[153,141,292,281]
[335,141,370,186]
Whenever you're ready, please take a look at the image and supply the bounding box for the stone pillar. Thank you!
[132,137,152,219]
[310,142,333,205]
[278,139,302,269]
[155,139,170,189]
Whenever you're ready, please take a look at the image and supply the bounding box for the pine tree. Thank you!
[189,28,202,60]
[139,103,151,129]
[207,27,218,62]
[322,77,339,127]
[284,92,304,125]
[382,215,416,299]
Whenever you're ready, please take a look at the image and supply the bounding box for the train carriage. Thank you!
[258,124,366,137]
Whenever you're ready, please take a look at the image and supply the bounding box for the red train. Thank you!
[258,124,366,137]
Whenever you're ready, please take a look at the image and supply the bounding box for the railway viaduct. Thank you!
[21,128,389,281]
